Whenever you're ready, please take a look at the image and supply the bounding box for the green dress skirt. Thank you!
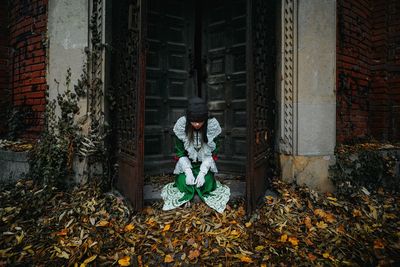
[161,136,230,213]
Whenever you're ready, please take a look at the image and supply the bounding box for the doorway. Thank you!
[144,0,248,176]
[110,0,277,212]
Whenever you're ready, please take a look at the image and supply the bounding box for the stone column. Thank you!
[277,0,336,192]
[47,0,90,182]
[47,0,89,112]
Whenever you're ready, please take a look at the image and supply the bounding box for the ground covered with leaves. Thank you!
[0,179,399,266]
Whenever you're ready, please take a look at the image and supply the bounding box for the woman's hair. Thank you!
[185,117,209,144]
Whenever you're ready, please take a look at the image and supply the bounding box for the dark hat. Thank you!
[186,97,208,122]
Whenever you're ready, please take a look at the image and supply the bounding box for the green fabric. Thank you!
[174,168,217,202]
[173,137,219,202]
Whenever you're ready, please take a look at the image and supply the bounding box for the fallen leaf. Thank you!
[314,209,326,218]
[188,249,200,260]
[323,252,330,259]
[118,256,130,266]
[96,220,109,227]
[162,224,171,232]
[280,234,288,242]
[316,221,328,229]
[240,255,253,263]
[352,209,362,217]
[304,216,312,229]
[124,223,135,232]
[325,213,336,223]
[288,236,299,246]
[374,239,384,249]
[245,222,252,228]
[164,254,174,263]
[56,228,68,236]
[308,253,317,261]
[255,245,264,251]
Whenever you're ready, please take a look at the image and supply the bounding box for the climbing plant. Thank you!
[28,6,111,188]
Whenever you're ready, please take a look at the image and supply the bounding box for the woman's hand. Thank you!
[195,171,206,187]
[184,168,196,185]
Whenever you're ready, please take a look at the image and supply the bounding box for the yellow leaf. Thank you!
[124,224,135,232]
[288,236,299,246]
[16,232,24,244]
[83,255,97,264]
[323,252,330,258]
[164,254,174,263]
[316,221,328,229]
[280,234,288,242]
[314,209,326,218]
[245,222,252,228]
[96,220,109,227]
[240,255,253,263]
[118,256,131,266]
[162,224,171,232]
[230,230,240,237]
[255,245,264,251]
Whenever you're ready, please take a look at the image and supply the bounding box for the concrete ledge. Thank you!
[0,150,29,182]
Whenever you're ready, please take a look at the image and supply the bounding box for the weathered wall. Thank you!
[0,0,10,136]
[8,0,49,139]
[47,0,89,112]
[369,0,400,141]
[277,0,336,192]
[336,0,400,143]
[336,0,372,143]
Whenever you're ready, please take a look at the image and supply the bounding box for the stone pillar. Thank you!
[47,0,90,182]
[277,0,336,192]
[47,0,89,112]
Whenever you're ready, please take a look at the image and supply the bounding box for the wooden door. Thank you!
[144,0,195,174]
[202,0,248,174]
[246,0,276,212]
[111,0,146,211]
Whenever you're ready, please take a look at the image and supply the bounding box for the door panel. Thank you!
[246,0,276,212]
[203,0,247,174]
[111,0,146,211]
[144,0,195,174]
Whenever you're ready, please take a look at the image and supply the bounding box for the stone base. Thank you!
[279,154,335,192]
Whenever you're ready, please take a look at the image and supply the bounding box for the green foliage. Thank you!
[330,145,399,196]
[6,104,33,141]
[28,69,80,188]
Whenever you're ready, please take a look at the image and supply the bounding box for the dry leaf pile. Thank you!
[1,179,399,266]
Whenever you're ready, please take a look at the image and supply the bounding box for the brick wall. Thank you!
[8,0,48,139]
[0,1,10,136]
[369,0,400,141]
[337,0,400,143]
[336,0,373,143]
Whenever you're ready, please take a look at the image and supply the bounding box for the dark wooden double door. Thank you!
[144,0,248,175]
[112,0,276,212]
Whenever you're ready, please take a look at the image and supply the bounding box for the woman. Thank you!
[161,97,230,213]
